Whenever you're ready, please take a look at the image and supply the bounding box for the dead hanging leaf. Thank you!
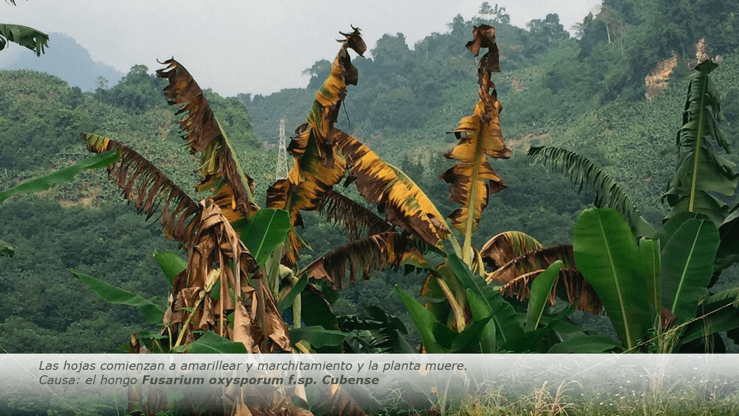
[316,190,392,240]
[157,58,259,222]
[268,28,364,266]
[170,198,290,353]
[466,25,500,75]
[488,244,576,284]
[480,231,543,269]
[500,268,603,314]
[300,231,428,289]
[335,129,449,247]
[83,133,200,242]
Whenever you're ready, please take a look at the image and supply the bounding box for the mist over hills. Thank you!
[0,32,124,91]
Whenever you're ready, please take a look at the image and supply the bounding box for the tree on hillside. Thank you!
[0,0,48,56]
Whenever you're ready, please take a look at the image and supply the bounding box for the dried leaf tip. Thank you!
[467,25,500,75]
[339,26,367,57]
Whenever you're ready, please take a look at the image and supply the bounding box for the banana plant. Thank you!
[1,1,49,56]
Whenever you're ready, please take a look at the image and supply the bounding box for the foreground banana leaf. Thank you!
[573,208,652,350]
[0,23,48,56]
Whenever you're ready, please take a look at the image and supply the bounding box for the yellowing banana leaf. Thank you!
[84,134,200,242]
[499,268,603,314]
[479,231,543,268]
[157,58,259,222]
[335,129,449,247]
[267,29,364,266]
[443,26,510,262]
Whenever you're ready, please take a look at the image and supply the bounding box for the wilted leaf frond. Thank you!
[480,231,543,269]
[300,231,428,289]
[169,199,290,353]
[443,24,510,249]
[488,244,576,284]
[0,24,48,56]
[156,58,258,222]
[528,145,646,233]
[83,133,200,243]
[268,28,365,266]
[500,268,603,314]
[316,190,391,240]
[335,129,449,247]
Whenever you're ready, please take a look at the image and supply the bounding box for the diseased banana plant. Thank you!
[507,58,739,353]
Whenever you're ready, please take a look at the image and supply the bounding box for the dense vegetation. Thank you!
[2,0,739,355]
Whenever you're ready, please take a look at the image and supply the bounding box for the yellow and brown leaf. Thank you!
[480,231,543,269]
[301,231,429,289]
[83,133,200,242]
[500,268,603,314]
[442,25,510,239]
[157,58,259,223]
[335,130,450,247]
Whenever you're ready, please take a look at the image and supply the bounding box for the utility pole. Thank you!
[275,116,289,180]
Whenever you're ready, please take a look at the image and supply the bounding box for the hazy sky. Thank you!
[3,1,600,97]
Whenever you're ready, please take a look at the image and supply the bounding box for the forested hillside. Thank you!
[2,0,739,353]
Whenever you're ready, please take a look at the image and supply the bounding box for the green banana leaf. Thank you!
[153,251,187,288]
[71,270,164,325]
[525,260,562,332]
[395,285,444,353]
[661,219,720,323]
[547,334,623,353]
[277,273,308,313]
[680,288,739,344]
[0,150,119,202]
[240,208,291,265]
[0,23,49,56]
[466,290,496,352]
[573,208,652,350]
[171,331,247,353]
[639,239,661,314]
[289,326,354,349]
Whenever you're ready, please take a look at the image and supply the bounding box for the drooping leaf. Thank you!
[156,58,259,223]
[547,335,623,353]
[528,145,653,237]
[499,268,603,314]
[171,331,248,354]
[335,130,449,248]
[395,285,444,353]
[0,24,48,56]
[301,231,429,289]
[573,208,652,350]
[153,251,187,288]
[71,270,165,325]
[664,60,738,225]
[680,288,739,344]
[0,150,119,202]
[525,261,562,332]
[479,231,542,269]
[488,244,576,284]
[316,190,391,240]
[289,326,354,349]
[661,219,720,323]
[84,134,201,242]
[240,208,290,265]
[170,199,290,353]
